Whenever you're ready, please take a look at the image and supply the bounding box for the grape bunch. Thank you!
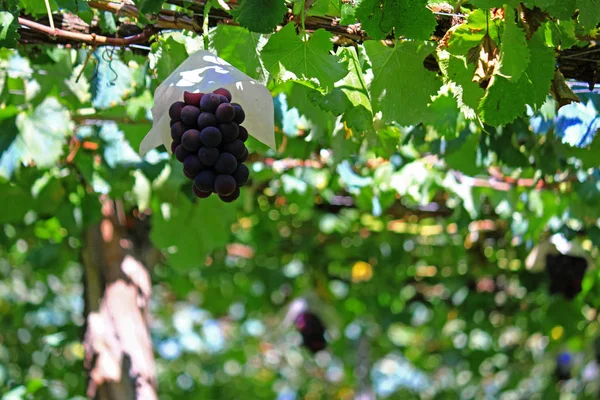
[545,253,588,299]
[168,88,250,202]
[294,311,327,353]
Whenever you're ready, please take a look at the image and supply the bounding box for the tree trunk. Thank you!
[82,199,157,399]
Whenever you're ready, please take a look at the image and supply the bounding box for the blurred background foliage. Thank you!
[2,0,600,399]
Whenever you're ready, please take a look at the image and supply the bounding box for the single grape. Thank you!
[175,145,190,163]
[214,175,236,196]
[216,94,229,104]
[194,170,216,192]
[169,101,185,121]
[200,93,220,113]
[231,103,245,124]
[215,103,236,123]
[237,125,249,142]
[214,152,237,175]
[238,148,249,163]
[170,120,176,127]
[183,155,203,175]
[171,121,187,142]
[181,129,203,152]
[200,126,222,147]
[183,169,196,180]
[213,88,232,102]
[197,112,217,130]
[232,164,249,186]
[180,105,201,126]
[193,185,212,198]
[170,140,179,153]
[219,187,240,203]
[219,122,239,142]
[198,146,219,166]
[184,91,203,106]
[223,139,246,159]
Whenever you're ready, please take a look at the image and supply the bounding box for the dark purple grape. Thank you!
[198,146,219,166]
[231,103,245,124]
[219,187,240,203]
[200,93,220,113]
[200,127,222,147]
[237,126,249,142]
[219,122,239,142]
[184,91,203,106]
[170,120,176,127]
[180,105,201,126]
[171,140,180,153]
[216,94,229,104]
[295,312,326,353]
[169,101,185,121]
[197,112,217,130]
[182,129,203,152]
[194,170,216,192]
[223,139,246,159]
[193,185,212,198]
[213,88,232,102]
[183,155,203,175]
[214,175,236,196]
[232,164,249,186]
[215,103,235,123]
[214,152,237,175]
[183,169,196,180]
[171,121,186,142]
[238,148,249,163]
[175,145,190,163]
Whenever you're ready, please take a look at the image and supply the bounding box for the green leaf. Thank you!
[211,24,265,81]
[498,11,530,82]
[577,0,600,29]
[479,30,555,126]
[15,97,73,168]
[365,40,441,126]
[337,47,374,133]
[0,0,19,48]
[262,25,349,92]
[524,0,576,20]
[445,9,500,55]
[307,0,339,16]
[445,133,481,175]
[309,88,351,115]
[437,51,485,115]
[133,0,163,14]
[231,0,287,33]
[355,0,436,40]
[150,191,236,269]
[153,37,188,85]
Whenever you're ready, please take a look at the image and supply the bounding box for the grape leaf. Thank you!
[0,0,19,48]
[261,24,349,92]
[150,191,236,269]
[479,30,555,126]
[577,0,600,29]
[445,9,500,55]
[231,0,287,33]
[355,0,436,40]
[0,12,19,48]
[133,0,163,14]
[15,97,73,168]
[152,37,188,85]
[498,11,530,82]
[527,0,577,19]
[309,89,351,115]
[337,47,373,133]
[437,51,485,116]
[211,25,265,81]
[365,40,441,126]
[91,48,133,109]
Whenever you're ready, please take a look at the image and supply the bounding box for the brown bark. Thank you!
[82,198,157,400]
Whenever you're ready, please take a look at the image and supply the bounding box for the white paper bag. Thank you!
[139,50,276,156]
